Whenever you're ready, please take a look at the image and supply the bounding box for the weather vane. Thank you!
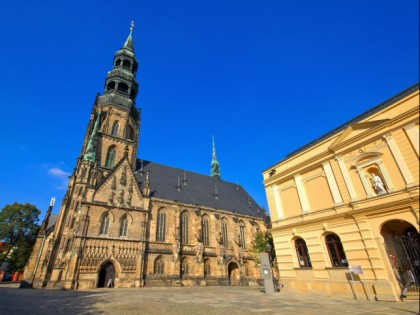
[130,21,135,34]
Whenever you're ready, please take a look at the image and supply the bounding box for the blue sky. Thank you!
[0,1,418,220]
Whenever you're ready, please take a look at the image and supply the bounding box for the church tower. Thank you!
[23,24,145,289]
[81,21,140,173]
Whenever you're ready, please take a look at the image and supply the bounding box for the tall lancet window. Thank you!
[111,121,119,136]
[119,215,128,237]
[100,214,110,235]
[106,146,116,167]
[239,221,246,249]
[202,216,210,246]
[181,211,189,245]
[156,209,166,242]
[221,218,228,247]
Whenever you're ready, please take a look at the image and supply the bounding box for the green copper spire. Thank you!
[83,112,102,162]
[211,136,221,179]
[123,21,135,52]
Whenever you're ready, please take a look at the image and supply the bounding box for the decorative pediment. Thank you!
[329,120,389,150]
[94,159,143,207]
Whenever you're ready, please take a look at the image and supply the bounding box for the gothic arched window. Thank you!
[106,146,116,167]
[221,218,228,247]
[100,214,109,235]
[154,256,164,275]
[126,125,134,140]
[202,216,210,246]
[325,234,348,267]
[111,121,119,136]
[181,257,189,277]
[239,221,246,249]
[181,211,189,245]
[119,215,128,237]
[156,209,166,242]
[295,238,312,267]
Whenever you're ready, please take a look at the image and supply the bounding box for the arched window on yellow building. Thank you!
[295,238,312,267]
[325,234,348,267]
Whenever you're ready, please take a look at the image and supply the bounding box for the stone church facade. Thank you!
[23,29,268,290]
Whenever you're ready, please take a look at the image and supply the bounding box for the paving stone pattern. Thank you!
[0,283,418,315]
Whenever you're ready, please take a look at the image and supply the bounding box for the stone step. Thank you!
[405,291,419,301]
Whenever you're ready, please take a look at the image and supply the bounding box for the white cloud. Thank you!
[48,167,71,179]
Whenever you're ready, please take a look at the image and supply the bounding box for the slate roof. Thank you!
[45,214,58,235]
[136,160,266,219]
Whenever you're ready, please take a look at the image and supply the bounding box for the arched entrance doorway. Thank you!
[381,220,419,293]
[228,261,240,286]
[97,262,116,288]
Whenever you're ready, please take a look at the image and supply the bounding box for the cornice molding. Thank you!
[264,104,419,186]
[269,189,419,232]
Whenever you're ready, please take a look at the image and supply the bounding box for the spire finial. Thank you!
[130,21,134,34]
[122,21,135,51]
[211,135,221,179]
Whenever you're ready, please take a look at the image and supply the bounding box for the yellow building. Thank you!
[263,84,419,301]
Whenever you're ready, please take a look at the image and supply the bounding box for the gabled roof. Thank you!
[279,83,419,164]
[136,160,266,218]
[328,119,389,150]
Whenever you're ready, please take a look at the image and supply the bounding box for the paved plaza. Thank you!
[0,283,418,315]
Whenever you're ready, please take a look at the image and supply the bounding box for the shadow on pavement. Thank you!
[0,284,113,314]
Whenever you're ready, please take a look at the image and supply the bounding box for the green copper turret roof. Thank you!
[123,33,134,52]
[122,21,135,52]
[211,136,221,178]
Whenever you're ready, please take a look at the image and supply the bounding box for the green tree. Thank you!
[0,202,40,272]
[249,231,276,267]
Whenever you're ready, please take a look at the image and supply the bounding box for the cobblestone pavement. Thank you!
[0,283,418,315]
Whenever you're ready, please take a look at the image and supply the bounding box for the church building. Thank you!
[23,27,268,289]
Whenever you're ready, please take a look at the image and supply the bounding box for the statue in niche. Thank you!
[127,181,133,205]
[238,247,244,266]
[172,238,181,263]
[196,242,204,264]
[127,191,132,205]
[120,167,127,186]
[371,173,386,195]
[216,246,225,265]
[117,186,125,204]
[216,232,223,245]
[108,191,115,205]
[111,175,117,190]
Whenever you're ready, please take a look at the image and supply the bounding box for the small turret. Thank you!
[211,136,221,179]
